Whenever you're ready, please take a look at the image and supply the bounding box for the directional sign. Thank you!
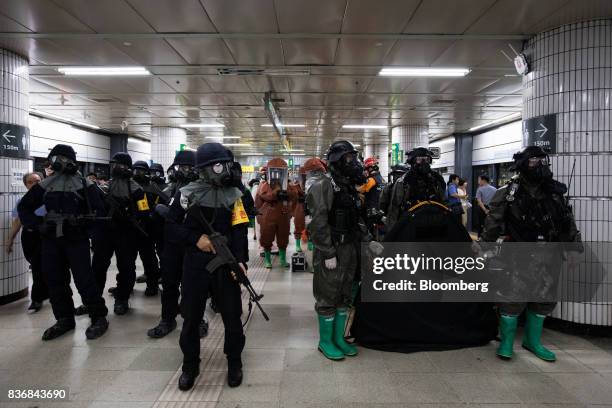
[522,114,557,153]
[0,123,29,159]
[429,146,441,159]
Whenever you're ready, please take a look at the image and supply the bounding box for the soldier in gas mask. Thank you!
[166,143,249,390]
[481,146,581,362]
[379,164,408,219]
[150,163,167,190]
[148,150,209,340]
[256,158,297,268]
[103,153,151,315]
[306,140,371,361]
[18,144,109,340]
[386,147,446,228]
[132,161,168,296]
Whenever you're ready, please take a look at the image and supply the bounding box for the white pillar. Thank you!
[0,49,30,303]
[151,126,187,172]
[523,20,612,326]
[390,124,428,165]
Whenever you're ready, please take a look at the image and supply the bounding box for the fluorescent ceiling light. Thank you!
[468,112,521,132]
[280,148,305,152]
[283,153,305,156]
[261,124,305,128]
[342,125,388,129]
[58,66,150,76]
[180,123,225,128]
[204,136,240,139]
[239,152,264,156]
[379,67,470,77]
[29,108,100,130]
[223,143,251,147]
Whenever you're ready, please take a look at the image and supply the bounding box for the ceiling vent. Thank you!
[89,97,119,103]
[430,99,457,106]
[217,67,310,76]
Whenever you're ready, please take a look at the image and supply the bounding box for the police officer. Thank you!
[150,163,167,190]
[148,150,209,339]
[306,141,370,361]
[385,147,446,228]
[379,164,408,218]
[481,146,581,362]
[105,152,151,315]
[18,144,109,340]
[166,143,248,390]
[133,160,168,296]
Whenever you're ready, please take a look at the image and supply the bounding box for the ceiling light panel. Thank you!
[379,67,470,77]
[57,66,151,76]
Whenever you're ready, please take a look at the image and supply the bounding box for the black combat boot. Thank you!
[42,318,76,341]
[227,357,243,388]
[147,319,177,338]
[113,300,129,315]
[85,317,109,340]
[178,368,199,391]
[199,319,209,338]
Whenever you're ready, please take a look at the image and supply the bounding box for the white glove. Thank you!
[324,257,337,270]
[368,241,384,256]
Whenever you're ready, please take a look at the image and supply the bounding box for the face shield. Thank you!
[267,167,288,190]
[174,164,196,182]
[132,168,150,183]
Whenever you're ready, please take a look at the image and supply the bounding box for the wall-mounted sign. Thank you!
[0,123,29,159]
[429,146,441,159]
[522,114,557,153]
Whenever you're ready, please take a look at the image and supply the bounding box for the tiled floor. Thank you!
[2,240,612,408]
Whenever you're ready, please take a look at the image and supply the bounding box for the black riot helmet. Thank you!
[195,143,234,187]
[405,147,433,175]
[171,150,197,183]
[132,160,150,184]
[389,163,408,184]
[150,163,165,183]
[48,144,78,174]
[326,140,366,184]
[512,145,552,181]
[110,152,133,178]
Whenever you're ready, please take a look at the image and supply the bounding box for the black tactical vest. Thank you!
[329,179,362,243]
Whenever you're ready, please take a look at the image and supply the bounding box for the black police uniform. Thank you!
[169,143,248,390]
[133,160,169,295]
[18,144,108,340]
[148,151,207,339]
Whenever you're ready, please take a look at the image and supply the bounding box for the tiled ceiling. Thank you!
[0,0,611,156]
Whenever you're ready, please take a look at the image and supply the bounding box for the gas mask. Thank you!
[200,161,233,187]
[167,168,176,183]
[133,168,150,184]
[174,164,197,183]
[411,156,432,175]
[50,155,78,175]
[522,156,553,181]
[151,170,165,184]
[335,152,366,184]
[111,163,132,178]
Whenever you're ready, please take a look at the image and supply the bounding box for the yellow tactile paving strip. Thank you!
[154,251,269,405]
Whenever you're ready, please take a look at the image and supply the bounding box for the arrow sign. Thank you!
[3,129,16,143]
[534,123,548,138]
[522,114,556,153]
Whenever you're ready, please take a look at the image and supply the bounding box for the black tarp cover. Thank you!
[351,203,497,352]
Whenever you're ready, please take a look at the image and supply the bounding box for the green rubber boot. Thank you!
[279,249,290,268]
[333,309,358,356]
[317,315,345,360]
[263,251,272,269]
[307,240,314,251]
[522,310,556,362]
[496,314,518,359]
[295,238,303,252]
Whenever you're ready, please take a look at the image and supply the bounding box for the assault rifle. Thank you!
[189,206,269,322]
